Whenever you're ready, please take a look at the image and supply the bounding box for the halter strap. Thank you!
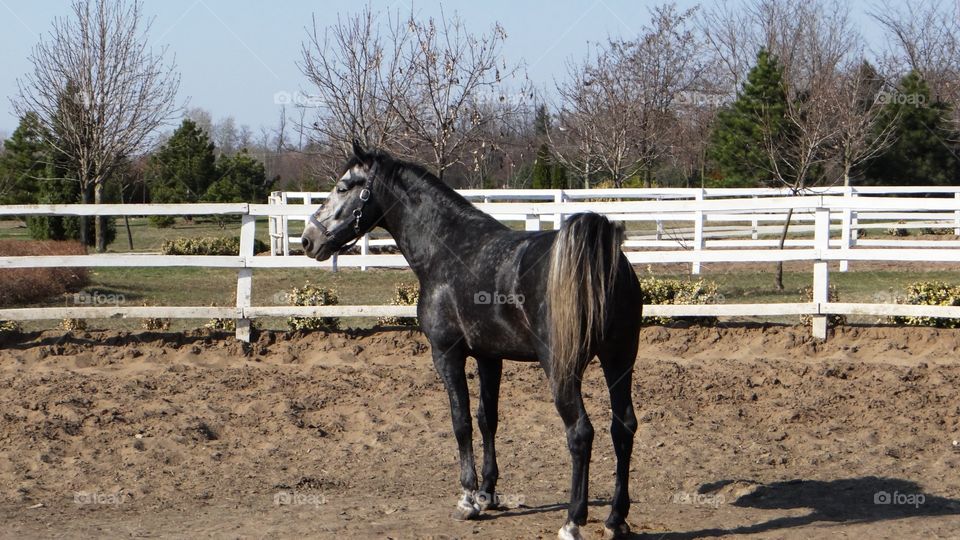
[309,173,375,252]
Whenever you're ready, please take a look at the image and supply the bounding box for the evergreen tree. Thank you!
[26,149,116,246]
[864,71,959,185]
[534,104,550,137]
[552,162,568,189]
[204,150,273,204]
[0,112,47,204]
[532,143,553,189]
[707,48,790,187]
[146,119,218,203]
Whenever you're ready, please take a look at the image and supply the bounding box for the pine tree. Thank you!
[532,143,553,189]
[147,119,218,203]
[865,71,959,185]
[205,150,273,204]
[551,161,568,190]
[707,49,790,187]
[0,112,47,204]
[26,149,116,246]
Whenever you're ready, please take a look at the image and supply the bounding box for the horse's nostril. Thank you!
[302,237,312,252]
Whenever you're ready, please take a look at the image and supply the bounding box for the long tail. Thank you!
[547,212,625,391]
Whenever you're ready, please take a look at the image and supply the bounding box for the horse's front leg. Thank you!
[476,357,503,510]
[432,344,480,520]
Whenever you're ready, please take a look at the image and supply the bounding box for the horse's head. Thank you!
[301,140,385,261]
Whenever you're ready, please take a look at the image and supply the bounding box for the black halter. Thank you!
[308,173,375,252]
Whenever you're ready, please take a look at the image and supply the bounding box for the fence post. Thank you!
[692,189,705,274]
[235,213,256,342]
[553,190,564,230]
[812,205,830,340]
[751,195,759,240]
[360,233,369,271]
[268,193,278,256]
[526,213,540,232]
[281,193,291,256]
[954,192,960,236]
[840,187,852,272]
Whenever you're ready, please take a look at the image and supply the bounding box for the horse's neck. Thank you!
[379,173,500,278]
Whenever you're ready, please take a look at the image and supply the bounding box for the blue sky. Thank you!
[1,0,884,137]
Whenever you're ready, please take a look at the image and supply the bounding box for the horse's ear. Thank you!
[352,138,369,163]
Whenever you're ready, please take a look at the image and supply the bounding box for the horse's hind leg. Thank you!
[476,357,503,510]
[553,367,594,540]
[598,338,639,539]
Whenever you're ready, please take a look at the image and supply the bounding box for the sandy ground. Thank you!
[2,325,960,539]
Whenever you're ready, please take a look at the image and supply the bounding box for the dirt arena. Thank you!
[2,324,960,539]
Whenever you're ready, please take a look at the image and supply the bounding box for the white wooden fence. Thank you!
[269,186,960,274]
[3,189,960,342]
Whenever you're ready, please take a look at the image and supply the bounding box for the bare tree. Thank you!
[830,60,898,186]
[390,9,528,181]
[300,6,526,183]
[870,0,960,123]
[299,6,411,178]
[698,0,760,97]
[550,4,705,188]
[13,0,180,251]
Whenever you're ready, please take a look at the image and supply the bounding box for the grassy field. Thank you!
[2,216,960,332]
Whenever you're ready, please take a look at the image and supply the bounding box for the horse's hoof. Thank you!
[452,499,481,520]
[558,522,585,540]
[603,522,630,539]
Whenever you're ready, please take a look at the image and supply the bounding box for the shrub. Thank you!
[141,317,171,331]
[149,215,176,229]
[160,236,268,256]
[886,221,909,236]
[287,283,340,331]
[0,240,89,305]
[892,280,960,328]
[59,318,87,331]
[921,227,954,236]
[639,276,722,325]
[203,318,261,332]
[0,320,22,333]
[799,284,846,326]
[377,282,420,327]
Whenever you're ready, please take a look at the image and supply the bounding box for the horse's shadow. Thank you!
[645,476,960,539]
[493,477,960,538]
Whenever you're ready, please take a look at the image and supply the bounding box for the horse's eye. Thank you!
[336,185,348,193]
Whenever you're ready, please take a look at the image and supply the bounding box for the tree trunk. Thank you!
[94,181,107,253]
[80,183,94,247]
[774,207,795,291]
[119,184,134,250]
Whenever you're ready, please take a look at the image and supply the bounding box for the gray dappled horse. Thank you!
[301,142,642,539]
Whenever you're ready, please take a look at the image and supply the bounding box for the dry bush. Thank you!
[0,240,89,305]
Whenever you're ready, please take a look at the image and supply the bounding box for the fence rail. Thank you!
[3,189,960,341]
[268,187,960,275]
